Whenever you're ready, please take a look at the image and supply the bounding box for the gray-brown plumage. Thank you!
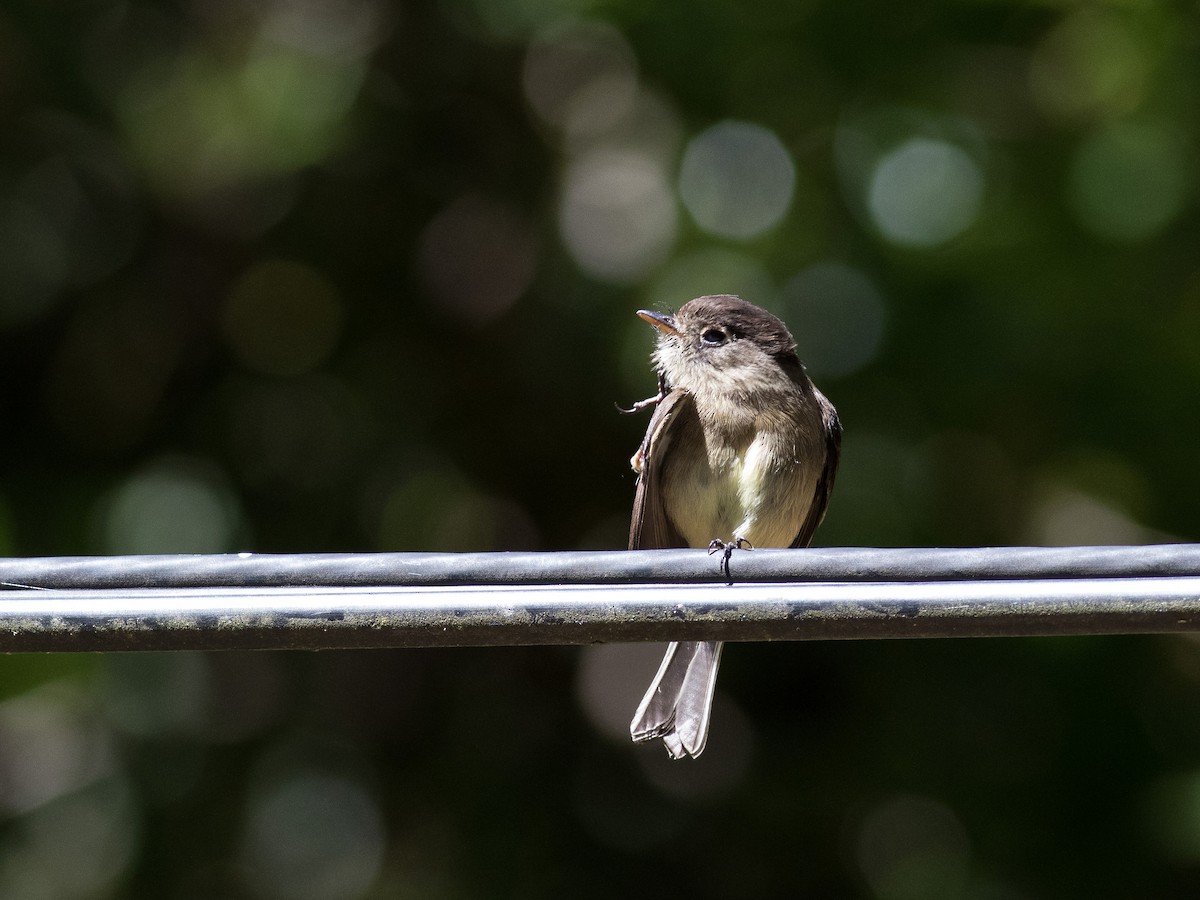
[627,295,841,759]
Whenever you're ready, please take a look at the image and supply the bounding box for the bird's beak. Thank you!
[636,309,680,336]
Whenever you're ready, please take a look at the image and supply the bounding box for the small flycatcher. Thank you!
[626,295,842,759]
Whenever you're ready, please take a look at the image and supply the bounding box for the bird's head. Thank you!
[637,295,803,400]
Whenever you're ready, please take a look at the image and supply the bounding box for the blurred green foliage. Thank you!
[2,0,1200,896]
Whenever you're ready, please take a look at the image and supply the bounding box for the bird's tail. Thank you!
[629,640,724,759]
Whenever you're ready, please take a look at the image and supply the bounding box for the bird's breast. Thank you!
[660,413,815,549]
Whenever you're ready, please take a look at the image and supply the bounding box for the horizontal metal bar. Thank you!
[1,545,1200,590]
[1,577,1198,652]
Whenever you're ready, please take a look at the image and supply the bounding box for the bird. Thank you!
[624,294,841,759]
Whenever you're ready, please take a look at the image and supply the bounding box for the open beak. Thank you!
[636,309,680,336]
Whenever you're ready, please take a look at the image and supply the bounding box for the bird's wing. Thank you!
[789,388,843,549]
[627,387,720,759]
[628,386,691,551]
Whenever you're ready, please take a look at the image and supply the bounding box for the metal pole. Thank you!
[2,545,1200,589]
[0,572,1198,652]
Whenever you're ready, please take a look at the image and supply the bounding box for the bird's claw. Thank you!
[707,536,753,583]
[616,372,669,415]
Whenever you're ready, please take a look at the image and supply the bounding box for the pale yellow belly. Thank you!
[663,433,816,549]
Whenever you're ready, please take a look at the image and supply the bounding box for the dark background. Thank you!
[2,0,1200,896]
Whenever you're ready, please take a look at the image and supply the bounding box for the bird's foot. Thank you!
[616,372,669,414]
[708,536,753,583]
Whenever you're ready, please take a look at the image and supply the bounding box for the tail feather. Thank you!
[630,640,724,759]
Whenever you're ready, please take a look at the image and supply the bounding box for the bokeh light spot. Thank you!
[678,120,796,240]
[575,643,668,742]
[1030,9,1148,122]
[224,375,370,493]
[523,21,638,135]
[567,85,683,160]
[643,247,774,311]
[780,262,886,378]
[867,139,983,247]
[461,0,599,40]
[856,794,971,900]
[0,778,140,898]
[223,259,344,376]
[1067,120,1188,242]
[559,149,676,283]
[1025,484,1164,546]
[102,653,211,739]
[0,125,143,327]
[258,0,391,59]
[242,772,385,900]
[0,682,115,816]
[1144,770,1200,864]
[0,199,70,324]
[115,37,366,229]
[17,128,144,290]
[417,194,539,325]
[98,456,245,554]
[373,464,540,551]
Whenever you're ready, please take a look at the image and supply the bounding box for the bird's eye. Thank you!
[700,328,727,347]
